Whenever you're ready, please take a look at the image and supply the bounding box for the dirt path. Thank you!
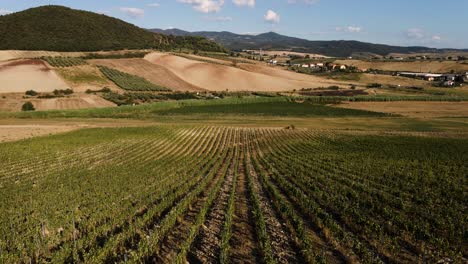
[245,131,301,263]
[187,144,238,263]
[229,145,260,263]
[155,133,235,262]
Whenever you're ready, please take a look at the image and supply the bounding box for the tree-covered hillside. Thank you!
[0,6,226,52]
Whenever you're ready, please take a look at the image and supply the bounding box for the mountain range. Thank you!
[150,28,467,57]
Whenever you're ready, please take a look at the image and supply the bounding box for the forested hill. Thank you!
[0,6,226,52]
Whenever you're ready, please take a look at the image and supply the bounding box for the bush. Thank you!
[21,102,35,111]
[366,83,383,88]
[53,89,74,96]
[25,90,38,96]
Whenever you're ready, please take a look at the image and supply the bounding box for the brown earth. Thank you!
[0,119,157,143]
[0,94,115,112]
[89,58,205,92]
[145,52,353,91]
[336,101,468,118]
[0,59,69,93]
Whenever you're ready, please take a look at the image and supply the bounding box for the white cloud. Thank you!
[432,35,441,41]
[178,0,225,13]
[405,28,425,39]
[119,7,145,18]
[147,3,160,7]
[264,10,280,24]
[0,9,12,15]
[336,26,363,33]
[204,16,233,21]
[233,0,255,7]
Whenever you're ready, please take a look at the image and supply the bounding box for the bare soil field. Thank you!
[145,52,351,91]
[337,59,468,73]
[0,59,68,93]
[337,101,468,118]
[0,94,115,112]
[0,124,80,143]
[90,58,205,92]
[0,119,157,143]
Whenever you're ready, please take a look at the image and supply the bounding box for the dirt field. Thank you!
[0,94,115,112]
[0,124,81,143]
[145,52,354,91]
[336,101,468,118]
[90,58,205,92]
[336,59,468,73]
[0,59,69,93]
[0,119,157,143]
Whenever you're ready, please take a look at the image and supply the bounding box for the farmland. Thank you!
[41,57,87,68]
[98,66,171,92]
[0,125,466,263]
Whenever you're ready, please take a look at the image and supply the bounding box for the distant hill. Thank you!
[0,6,226,52]
[150,28,467,57]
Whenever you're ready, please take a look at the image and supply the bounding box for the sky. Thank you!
[1,0,467,49]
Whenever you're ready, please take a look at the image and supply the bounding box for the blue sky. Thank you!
[1,0,467,48]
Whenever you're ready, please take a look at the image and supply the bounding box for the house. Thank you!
[316,63,324,67]
[301,64,310,68]
[340,65,347,70]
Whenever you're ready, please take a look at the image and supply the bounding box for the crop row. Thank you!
[98,65,171,91]
[0,126,466,263]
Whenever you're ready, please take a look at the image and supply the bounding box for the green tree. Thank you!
[21,102,35,111]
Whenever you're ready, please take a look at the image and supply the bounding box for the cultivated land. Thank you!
[0,96,467,264]
[145,52,354,91]
[336,59,468,73]
[0,59,68,93]
[1,42,468,264]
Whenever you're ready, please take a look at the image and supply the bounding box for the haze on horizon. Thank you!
[0,0,467,49]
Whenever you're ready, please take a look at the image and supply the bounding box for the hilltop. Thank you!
[151,28,468,57]
[0,6,226,52]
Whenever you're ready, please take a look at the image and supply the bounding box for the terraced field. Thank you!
[0,126,466,263]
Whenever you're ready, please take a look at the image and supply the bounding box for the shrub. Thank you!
[21,102,35,111]
[25,90,38,96]
[366,83,383,88]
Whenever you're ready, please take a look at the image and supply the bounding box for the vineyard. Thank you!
[0,126,466,263]
[41,56,87,67]
[98,66,171,91]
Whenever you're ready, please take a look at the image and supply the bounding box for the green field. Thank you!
[0,96,467,263]
[41,56,87,67]
[98,66,171,92]
[0,126,466,263]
